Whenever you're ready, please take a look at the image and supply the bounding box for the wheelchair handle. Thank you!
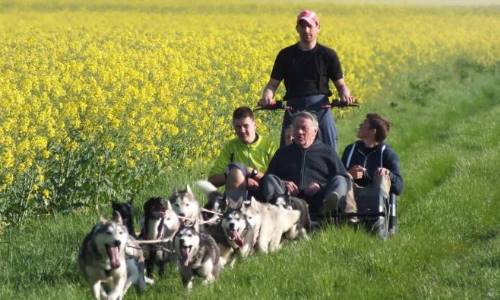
[254,99,359,112]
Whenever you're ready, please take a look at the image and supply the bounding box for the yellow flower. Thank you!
[1,149,15,169]
[127,158,136,168]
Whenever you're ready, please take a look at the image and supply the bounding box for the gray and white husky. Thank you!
[238,196,301,253]
[173,225,222,289]
[79,211,144,300]
[170,185,203,230]
[270,193,311,240]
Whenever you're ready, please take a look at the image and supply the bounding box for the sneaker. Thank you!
[322,191,339,214]
[389,225,397,236]
[348,216,359,225]
[310,220,321,230]
[347,218,360,230]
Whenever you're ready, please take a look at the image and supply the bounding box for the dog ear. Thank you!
[243,198,252,208]
[112,210,123,225]
[248,196,258,208]
[165,199,173,211]
[186,184,193,195]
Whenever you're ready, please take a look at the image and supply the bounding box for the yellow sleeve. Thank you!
[264,138,279,170]
[208,141,233,177]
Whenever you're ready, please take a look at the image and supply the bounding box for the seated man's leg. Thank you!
[259,174,286,202]
[344,183,357,214]
[373,174,391,198]
[322,175,356,214]
[226,165,247,190]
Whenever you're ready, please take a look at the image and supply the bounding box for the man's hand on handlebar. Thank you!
[258,96,276,107]
[340,93,356,105]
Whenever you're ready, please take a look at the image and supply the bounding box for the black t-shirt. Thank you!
[270,43,343,100]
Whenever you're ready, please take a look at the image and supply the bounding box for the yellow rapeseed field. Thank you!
[0,0,499,223]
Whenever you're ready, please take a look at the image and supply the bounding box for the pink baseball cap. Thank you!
[297,10,319,27]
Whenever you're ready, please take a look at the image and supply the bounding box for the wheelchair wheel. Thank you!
[388,193,397,236]
[371,199,389,240]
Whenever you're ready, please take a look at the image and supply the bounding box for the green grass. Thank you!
[1,58,499,299]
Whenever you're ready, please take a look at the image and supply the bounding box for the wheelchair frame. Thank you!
[330,189,397,240]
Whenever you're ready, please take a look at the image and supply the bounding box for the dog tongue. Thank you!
[107,246,120,269]
[230,230,244,247]
[180,247,190,267]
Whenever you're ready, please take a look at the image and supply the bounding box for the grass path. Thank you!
[0,59,499,299]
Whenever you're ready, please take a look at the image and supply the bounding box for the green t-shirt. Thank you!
[209,134,277,177]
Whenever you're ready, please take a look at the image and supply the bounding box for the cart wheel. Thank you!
[372,202,389,240]
[388,193,397,236]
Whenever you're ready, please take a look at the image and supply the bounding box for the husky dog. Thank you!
[111,200,136,237]
[170,185,203,230]
[195,180,229,244]
[270,193,311,240]
[79,212,143,300]
[220,207,255,267]
[196,180,227,224]
[174,225,222,289]
[140,196,180,277]
[111,201,149,290]
[238,196,301,253]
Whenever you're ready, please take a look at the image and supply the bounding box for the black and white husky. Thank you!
[196,180,227,225]
[173,225,222,289]
[195,180,229,244]
[140,196,180,278]
[79,212,144,300]
[111,200,136,237]
[220,207,255,267]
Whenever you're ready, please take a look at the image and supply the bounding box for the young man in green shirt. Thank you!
[208,107,277,195]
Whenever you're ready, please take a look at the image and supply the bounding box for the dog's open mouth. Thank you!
[180,245,192,266]
[106,244,120,269]
[228,229,244,247]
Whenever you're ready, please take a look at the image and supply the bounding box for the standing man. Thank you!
[260,112,356,221]
[259,9,355,150]
[208,106,277,195]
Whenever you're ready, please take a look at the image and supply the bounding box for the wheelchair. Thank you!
[329,186,397,240]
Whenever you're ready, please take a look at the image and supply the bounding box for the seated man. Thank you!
[341,113,404,199]
[283,125,294,146]
[260,111,355,220]
[208,106,277,195]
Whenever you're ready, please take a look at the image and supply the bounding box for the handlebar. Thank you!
[254,99,359,112]
[253,100,288,111]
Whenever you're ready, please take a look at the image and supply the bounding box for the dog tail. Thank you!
[195,180,218,196]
